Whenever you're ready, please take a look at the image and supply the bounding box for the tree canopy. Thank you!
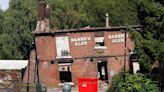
[0,0,37,59]
[46,0,139,29]
[130,0,164,73]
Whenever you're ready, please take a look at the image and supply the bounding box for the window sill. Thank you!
[94,46,107,49]
[56,56,72,58]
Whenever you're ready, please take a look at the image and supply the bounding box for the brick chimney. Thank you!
[38,0,46,21]
[35,0,50,32]
[106,13,110,27]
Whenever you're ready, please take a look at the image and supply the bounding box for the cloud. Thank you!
[0,0,9,10]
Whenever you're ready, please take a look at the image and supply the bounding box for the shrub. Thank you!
[108,73,159,92]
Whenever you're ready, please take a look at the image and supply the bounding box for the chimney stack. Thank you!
[38,0,46,20]
[35,0,50,32]
[106,13,110,27]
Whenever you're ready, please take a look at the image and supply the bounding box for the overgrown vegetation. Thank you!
[109,73,159,92]
[131,0,164,73]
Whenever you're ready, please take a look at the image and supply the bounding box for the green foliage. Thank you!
[109,73,159,92]
[130,0,164,73]
[0,9,3,34]
[0,0,37,59]
[47,0,139,29]
[47,0,91,29]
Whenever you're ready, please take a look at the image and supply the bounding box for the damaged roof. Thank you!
[33,25,142,35]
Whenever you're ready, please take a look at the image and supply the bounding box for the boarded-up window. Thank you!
[56,36,71,58]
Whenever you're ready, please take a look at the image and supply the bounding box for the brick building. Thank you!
[0,60,28,91]
[23,0,142,88]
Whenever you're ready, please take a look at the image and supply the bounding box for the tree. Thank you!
[109,73,159,92]
[0,9,3,33]
[47,0,139,29]
[130,0,164,73]
[130,0,164,90]
[47,0,91,29]
[0,0,37,59]
[82,0,139,27]
[0,9,4,59]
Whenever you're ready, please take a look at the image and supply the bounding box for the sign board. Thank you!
[71,37,91,46]
[108,34,128,43]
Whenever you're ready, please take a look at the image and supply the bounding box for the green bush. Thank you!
[109,73,159,92]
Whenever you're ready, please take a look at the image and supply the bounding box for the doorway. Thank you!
[97,61,108,83]
[59,65,72,82]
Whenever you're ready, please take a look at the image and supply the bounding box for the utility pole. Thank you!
[123,29,127,83]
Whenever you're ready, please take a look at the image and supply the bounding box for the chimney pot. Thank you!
[106,13,110,27]
[38,0,46,20]
[45,5,50,19]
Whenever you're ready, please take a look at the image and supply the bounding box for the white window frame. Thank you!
[56,36,72,58]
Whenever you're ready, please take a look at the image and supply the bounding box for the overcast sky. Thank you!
[0,0,9,10]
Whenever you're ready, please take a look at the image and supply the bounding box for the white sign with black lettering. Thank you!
[108,34,128,43]
[71,37,91,46]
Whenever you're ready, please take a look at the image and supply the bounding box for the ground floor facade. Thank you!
[23,50,130,88]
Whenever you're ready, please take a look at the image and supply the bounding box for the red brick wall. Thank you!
[23,50,36,83]
[105,31,133,55]
[35,35,56,60]
[38,61,60,87]
[69,32,95,58]
[71,59,97,85]
[27,30,132,87]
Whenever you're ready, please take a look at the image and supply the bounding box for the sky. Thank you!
[0,0,9,10]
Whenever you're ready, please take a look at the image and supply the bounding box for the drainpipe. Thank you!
[34,39,40,83]
[123,29,127,90]
[27,56,30,91]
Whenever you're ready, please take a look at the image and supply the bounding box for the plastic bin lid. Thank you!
[78,78,99,81]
